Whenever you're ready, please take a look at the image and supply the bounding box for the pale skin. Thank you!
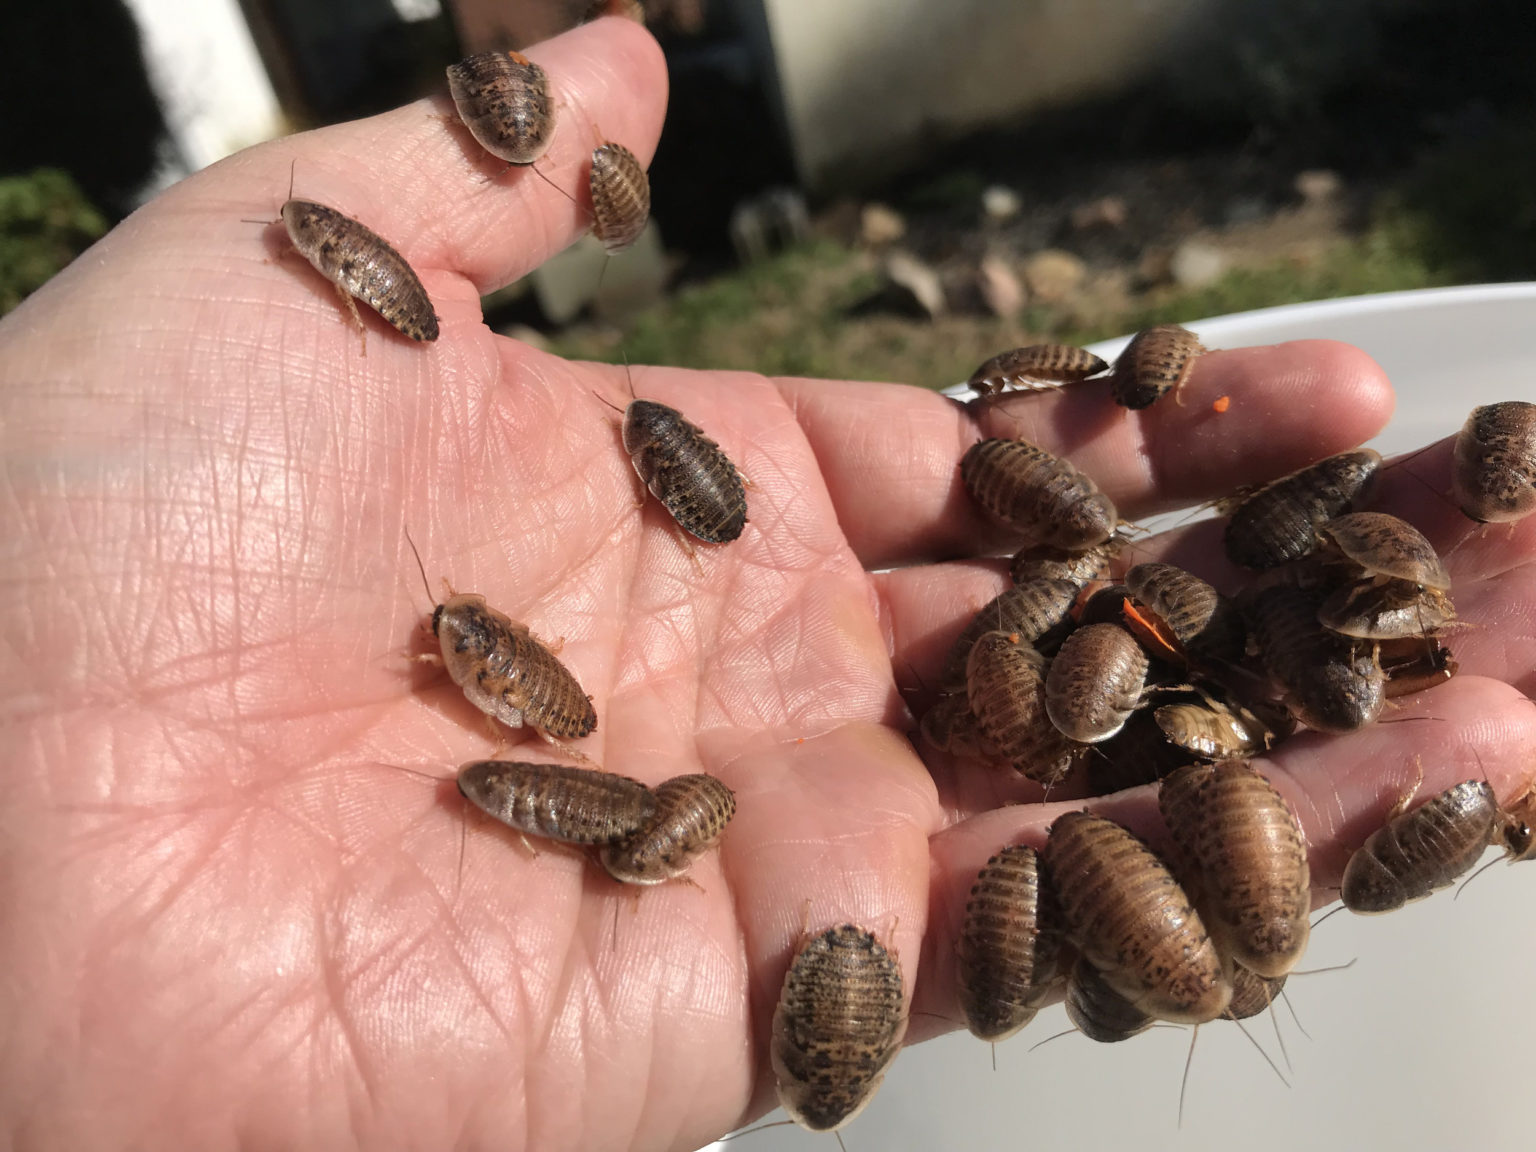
[3,16,1535,1152]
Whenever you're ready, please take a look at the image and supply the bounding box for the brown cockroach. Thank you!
[599,773,736,885]
[608,392,749,545]
[966,631,1087,785]
[771,923,907,1132]
[1043,811,1232,1024]
[427,590,599,742]
[1315,511,1455,639]
[960,438,1118,550]
[1064,954,1156,1042]
[456,759,655,844]
[1044,622,1150,744]
[590,141,651,254]
[279,198,440,349]
[1109,323,1205,409]
[1318,580,1456,640]
[1224,964,1287,1022]
[1498,785,1536,862]
[1124,562,1246,665]
[918,691,1003,761]
[955,845,1067,1041]
[1452,400,1536,523]
[1341,778,1504,913]
[406,533,597,746]
[1318,512,1451,591]
[937,578,1080,693]
[966,343,1108,397]
[1159,760,1311,979]
[1379,635,1459,698]
[1154,699,1293,762]
[445,51,556,165]
[1245,581,1384,734]
[1223,449,1382,569]
[1009,539,1121,588]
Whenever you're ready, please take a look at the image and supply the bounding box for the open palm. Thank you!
[3,18,1533,1152]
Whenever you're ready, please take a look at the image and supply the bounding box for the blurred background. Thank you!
[4,0,1536,384]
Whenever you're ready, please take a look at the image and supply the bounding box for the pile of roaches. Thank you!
[932,342,1536,1084]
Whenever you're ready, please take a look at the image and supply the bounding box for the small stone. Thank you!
[981,184,1022,222]
[978,253,1026,317]
[860,202,907,247]
[1294,169,1342,205]
[1022,249,1087,304]
[1169,239,1228,289]
[1223,197,1268,227]
[884,249,946,319]
[1069,195,1128,231]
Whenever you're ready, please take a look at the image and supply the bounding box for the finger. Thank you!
[261,17,665,292]
[776,340,1392,569]
[719,725,939,1124]
[914,675,1536,1035]
[34,18,667,343]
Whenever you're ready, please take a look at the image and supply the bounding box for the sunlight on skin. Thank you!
[1,16,1533,1152]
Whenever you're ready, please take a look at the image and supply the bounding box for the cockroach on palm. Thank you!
[405,532,597,756]
[771,922,907,1134]
[599,772,736,885]
[965,630,1087,785]
[274,195,440,353]
[456,759,654,847]
[446,51,557,166]
[597,369,749,548]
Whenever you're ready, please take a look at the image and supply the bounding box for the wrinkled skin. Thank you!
[3,17,1535,1152]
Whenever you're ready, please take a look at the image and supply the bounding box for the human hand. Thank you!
[2,16,1532,1152]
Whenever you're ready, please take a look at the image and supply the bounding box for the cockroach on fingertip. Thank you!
[590,141,651,254]
[1109,323,1205,409]
[1341,778,1504,913]
[446,51,557,166]
[277,199,440,350]
[956,845,1066,1041]
[1452,400,1536,524]
[771,923,907,1133]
